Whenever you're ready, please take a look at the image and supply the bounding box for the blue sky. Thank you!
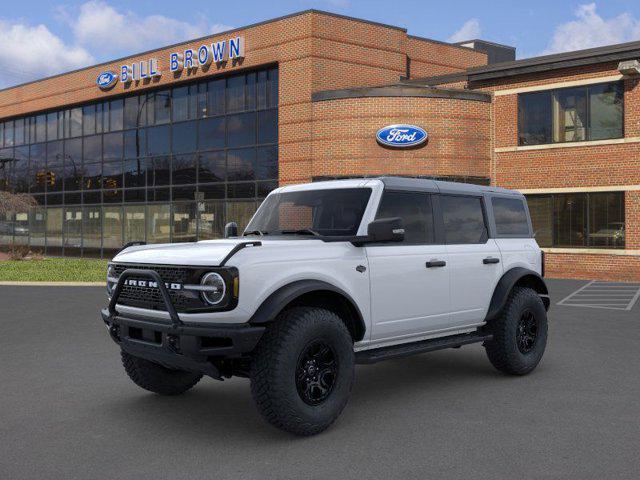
[1,0,640,88]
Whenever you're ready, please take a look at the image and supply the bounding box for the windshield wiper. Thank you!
[244,230,268,236]
[276,228,321,237]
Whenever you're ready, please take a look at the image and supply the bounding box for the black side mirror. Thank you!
[224,222,238,238]
[365,217,405,243]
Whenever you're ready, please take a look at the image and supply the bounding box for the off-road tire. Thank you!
[250,307,355,436]
[484,286,548,375]
[121,351,202,395]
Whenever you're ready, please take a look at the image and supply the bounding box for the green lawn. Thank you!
[0,258,108,282]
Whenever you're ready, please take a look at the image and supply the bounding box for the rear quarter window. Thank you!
[492,197,531,236]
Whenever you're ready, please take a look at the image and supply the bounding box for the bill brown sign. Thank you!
[97,36,245,89]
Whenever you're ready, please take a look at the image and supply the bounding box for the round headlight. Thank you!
[201,272,226,305]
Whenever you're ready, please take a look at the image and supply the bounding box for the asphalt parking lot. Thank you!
[1,279,639,480]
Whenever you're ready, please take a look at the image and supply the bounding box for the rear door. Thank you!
[366,190,451,342]
[440,195,503,327]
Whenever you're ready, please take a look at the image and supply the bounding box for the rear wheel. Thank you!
[250,307,354,436]
[484,287,548,375]
[121,351,202,396]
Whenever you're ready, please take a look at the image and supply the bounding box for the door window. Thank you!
[441,195,487,244]
[375,191,434,244]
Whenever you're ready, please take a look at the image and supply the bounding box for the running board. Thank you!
[355,332,492,365]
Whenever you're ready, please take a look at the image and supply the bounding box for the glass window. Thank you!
[28,143,46,193]
[83,135,102,163]
[124,129,145,158]
[226,75,245,113]
[172,154,197,185]
[589,83,623,141]
[228,148,255,181]
[227,112,255,147]
[45,113,58,142]
[123,158,146,188]
[173,202,197,242]
[83,161,102,191]
[268,67,279,108]
[198,117,225,150]
[246,72,256,110]
[147,156,171,186]
[102,160,123,190]
[36,115,47,143]
[375,191,434,244]
[123,96,139,129]
[147,125,170,155]
[5,121,15,147]
[227,182,255,199]
[256,146,277,180]
[29,207,46,249]
[64,139,82,192]
[198,151,225,183]
[492,197,530,236]
[46,141,64,193]
[198,201,224,240]
[553,87,588,143]
[257,109,277,144]
[64,207,83,254]
[154,91,171,124]
[257,70,268,110]
[103,206,123,251]
[147,203,170,243]
[96,103,104,134]
[527,195,553,247]
[13,211,29,246]
[14,118,26,145]
[45,207,63,254]
[83,106,96,136]
[69,108,83,137]
[519,82,623,145]
[103,132,123,160]
[207,79,225,116]
[441,195,487,244]
[245,188,371,237]
[83,206,102,252]
[172,86,190,122]
[518,91,551,145]
[172,121,197,154]
[13,146,29,193]
[527,192,624,249]
[124,205,145,244]
[109,99,124,131]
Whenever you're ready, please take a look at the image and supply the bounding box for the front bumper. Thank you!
[102,267,264,379]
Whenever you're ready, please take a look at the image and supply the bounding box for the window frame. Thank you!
[517,81,625,146]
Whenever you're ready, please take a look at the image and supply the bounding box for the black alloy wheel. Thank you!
[516,309,538,354]
[295,341,338,405]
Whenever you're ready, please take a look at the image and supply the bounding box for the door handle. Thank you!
[426,260,446,268]
[483,257,500,264]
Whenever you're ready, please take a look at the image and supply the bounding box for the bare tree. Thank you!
[0,191,37,216]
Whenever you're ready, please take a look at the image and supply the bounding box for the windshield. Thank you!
[245,188,372,237]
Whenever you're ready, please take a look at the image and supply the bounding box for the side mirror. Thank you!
[224,222,238,238]
[365,217,405,243]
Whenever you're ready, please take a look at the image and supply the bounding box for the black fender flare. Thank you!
[248,280,366,341]
[485,267,550,322]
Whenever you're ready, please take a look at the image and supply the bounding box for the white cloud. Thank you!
[0,20,93,88]
[68,1,232,57]
[448,18,481,43]
[543,3,640,54]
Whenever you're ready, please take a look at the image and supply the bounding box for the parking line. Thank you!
[557,280,640,311]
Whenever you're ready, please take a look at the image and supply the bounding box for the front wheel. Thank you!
[250,307,355,436]
[484,287,548,375]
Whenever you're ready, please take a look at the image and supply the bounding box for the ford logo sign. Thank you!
[96,71,118,90]
[376,124,428,148]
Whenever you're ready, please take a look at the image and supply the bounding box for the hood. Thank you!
[111,238,325,266]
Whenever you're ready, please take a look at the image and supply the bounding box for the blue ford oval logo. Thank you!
[96,71,118,90]
[376,124,428,148]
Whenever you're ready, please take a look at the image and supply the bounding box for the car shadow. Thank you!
[102,347,501,441]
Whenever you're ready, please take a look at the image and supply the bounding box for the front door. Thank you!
[366,190,451,343]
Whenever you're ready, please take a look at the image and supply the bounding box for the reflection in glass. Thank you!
[147,203,170,243]
[124,205,145,244]
[83,206,102,253]
[227,112,255,147]
[103,206,123,251]
[198,151,225,183]
[173,202,197,242]
[29,207,46,249]
[46,207,63,254]
[198,201,224,240]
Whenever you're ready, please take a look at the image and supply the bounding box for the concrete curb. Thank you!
[0,281,104,286]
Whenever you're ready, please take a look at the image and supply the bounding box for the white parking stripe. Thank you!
[557,281,640,310]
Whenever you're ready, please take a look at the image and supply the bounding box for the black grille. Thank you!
[112,264,202,312]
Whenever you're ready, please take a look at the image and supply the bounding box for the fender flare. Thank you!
[485,267,550,322]
[248,280,366,341]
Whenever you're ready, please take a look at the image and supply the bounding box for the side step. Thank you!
[355,331,492,365]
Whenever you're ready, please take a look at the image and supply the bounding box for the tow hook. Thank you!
[167,334,181,353]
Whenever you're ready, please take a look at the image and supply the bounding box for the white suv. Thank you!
[102,177,550,435]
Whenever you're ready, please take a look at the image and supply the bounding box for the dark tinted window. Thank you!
[172,121,197,154]
[375,191,434,244]
[441,195,487,244]
[492,197,530,236]
[198,117,225,150]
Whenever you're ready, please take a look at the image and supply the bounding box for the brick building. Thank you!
[0,10,638,281]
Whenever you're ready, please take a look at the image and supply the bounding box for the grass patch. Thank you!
[0,258,108,282]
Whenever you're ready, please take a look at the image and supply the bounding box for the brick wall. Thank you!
[544,252,640,282]
[406,37,487,79]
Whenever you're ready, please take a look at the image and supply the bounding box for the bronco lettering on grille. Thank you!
[124,279,183,290]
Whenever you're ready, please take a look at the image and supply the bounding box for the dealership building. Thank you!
[0,10,639,281]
